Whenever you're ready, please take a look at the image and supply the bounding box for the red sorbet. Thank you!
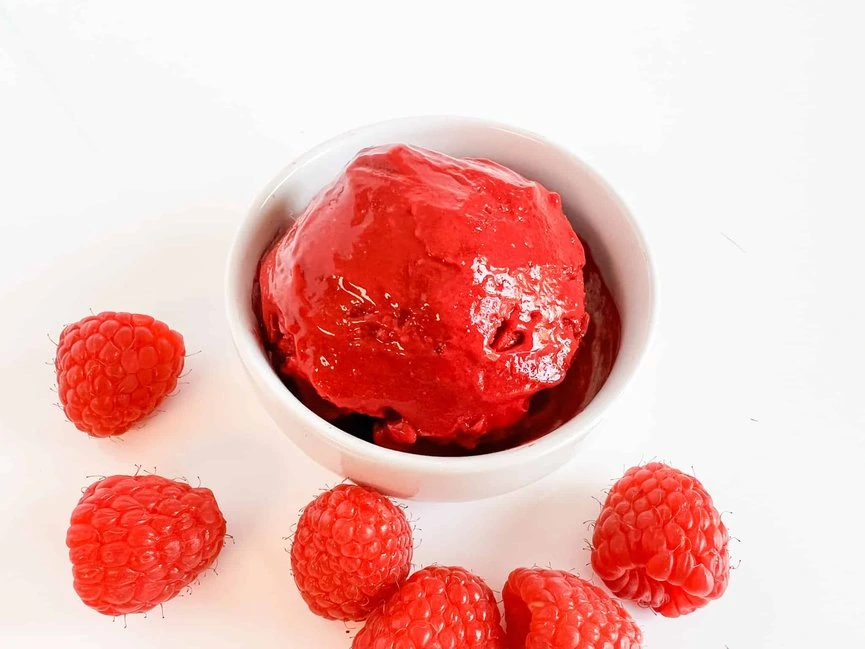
[255,144,589,449]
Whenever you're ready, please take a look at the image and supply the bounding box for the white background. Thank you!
[1,1,863,647]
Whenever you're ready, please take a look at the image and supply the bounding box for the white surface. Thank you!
[226,115,656,501]
[0,1,863,647]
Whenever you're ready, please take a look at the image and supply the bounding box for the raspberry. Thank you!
[291,484,413,621]
[55,312,185,437]
[353,565,505,649]
[591,463,730,617]
[503,568,642,649]
[66,474,226,616]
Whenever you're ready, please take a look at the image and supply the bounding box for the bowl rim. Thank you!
[225,115,658,475]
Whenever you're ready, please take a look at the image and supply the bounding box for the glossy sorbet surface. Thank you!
[255,144,593,450]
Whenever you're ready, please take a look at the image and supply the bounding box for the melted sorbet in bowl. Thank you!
[253,144,620,456]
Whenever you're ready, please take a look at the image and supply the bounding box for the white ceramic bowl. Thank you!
[226,116,656,501]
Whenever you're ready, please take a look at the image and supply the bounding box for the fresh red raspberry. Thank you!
[55,312,185,437]
[66,474,226,616]
[290,484,413,621]
[503,568,642,649]
[591,462,730,617]
[353,565,505,649]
